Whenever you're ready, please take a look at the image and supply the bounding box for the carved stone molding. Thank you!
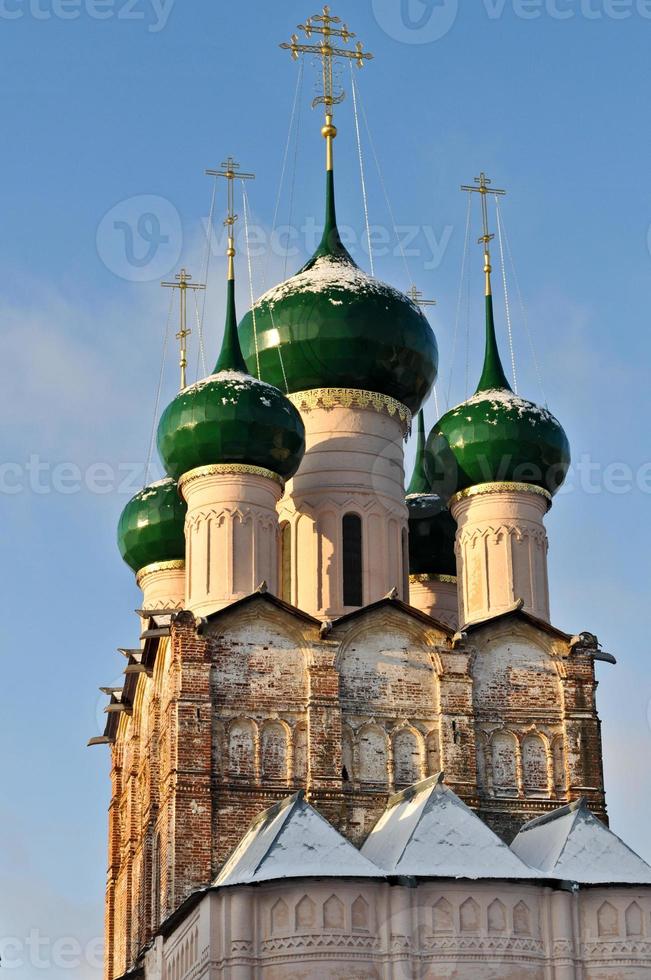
[450,481,552,509]
[458,523,548,549]
[136,560,185,588]
[261,934,380,952]
[289,387,412,432]
[179,462,285,493]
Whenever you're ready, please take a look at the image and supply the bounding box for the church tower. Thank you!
[238,18,438,619]
[93,11,651,980]
[156,160,305,617]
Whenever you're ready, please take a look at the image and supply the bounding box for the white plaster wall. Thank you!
[153,880,651,979]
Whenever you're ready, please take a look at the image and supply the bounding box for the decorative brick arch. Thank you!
[521,731,549,797]
[227,717,258,779]
[357,723,388,787]
[260,719,290,783]
[392,724,424,787]
[490,730,518,797]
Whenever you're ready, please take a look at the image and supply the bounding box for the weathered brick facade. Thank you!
[104,595,607,979]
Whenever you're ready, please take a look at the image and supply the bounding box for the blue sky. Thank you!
[1,1,651,975]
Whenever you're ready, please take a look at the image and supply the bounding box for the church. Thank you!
[92,8,651,979]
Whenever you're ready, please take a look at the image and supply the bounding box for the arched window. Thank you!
[280,521,291,603]
[342,513,363,607]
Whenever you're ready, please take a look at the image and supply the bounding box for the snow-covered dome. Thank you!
[238,173,438,415]
[157,280,305,482]
[117,477,186,574]
[426,296,570,499]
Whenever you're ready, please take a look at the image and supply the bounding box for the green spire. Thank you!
[475,293,512,393]
[309,169,349,262]
[215,277,248,374]
[407,410,431,495]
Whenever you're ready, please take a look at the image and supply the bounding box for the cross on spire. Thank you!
[161,268,206,390]
[281,6,373,171]
[461,172,506,296]
[408,285,437,309]
[205,157,255,280]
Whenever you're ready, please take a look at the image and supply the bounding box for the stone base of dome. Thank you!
[408,574,459,630]
[279,396,410,618]
[180,468,282,618]
[451,484,551,627]
[136,560,186,612]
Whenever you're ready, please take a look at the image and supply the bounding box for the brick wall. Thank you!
[105,601,607,977]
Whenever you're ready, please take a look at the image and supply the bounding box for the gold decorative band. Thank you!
[449,482,552,508]
[136,560,185,587]
[178,463,285,493]
[289,388,412,430]
[410,573,457,585]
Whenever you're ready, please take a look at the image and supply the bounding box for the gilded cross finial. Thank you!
[161,268,206,390]
[205,156,255,280]
[280,7,373,172]
[461,172,506,296]
[408,285,437,309]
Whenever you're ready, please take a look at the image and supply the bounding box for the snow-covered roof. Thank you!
[511,799,651,885]
[213,792,382,887]
[361,774,540,880]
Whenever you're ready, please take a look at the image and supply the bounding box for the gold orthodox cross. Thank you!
[408,285,437,309]
[461,172,506,295]
[205,157,255,279]
[281,6,373,170]
[161,268,206,390]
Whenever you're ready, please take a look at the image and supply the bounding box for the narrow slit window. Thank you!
[280,522,291,604]
[151,832,161,929]
[342,513,363,607]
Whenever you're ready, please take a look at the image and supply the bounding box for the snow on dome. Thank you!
[146,477,175,489]
[447,387,558,425]
[182,370,279,396]
[157,364,306,481]
[255,252,421,312]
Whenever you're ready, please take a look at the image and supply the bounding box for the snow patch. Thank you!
[254,253,422,312]
[448,388,558,425]
[183,370,280,396]
[136,477,176,501]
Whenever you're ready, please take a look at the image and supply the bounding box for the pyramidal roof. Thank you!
[511,799,651,885]
[361,774,539,880]
[213,792,381,887]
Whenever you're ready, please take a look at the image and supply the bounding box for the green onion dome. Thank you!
[157,280,306,482]
[117,477,187,574]
[407,412,457,577]
[425,295,570,500]
[238,172,438,415]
